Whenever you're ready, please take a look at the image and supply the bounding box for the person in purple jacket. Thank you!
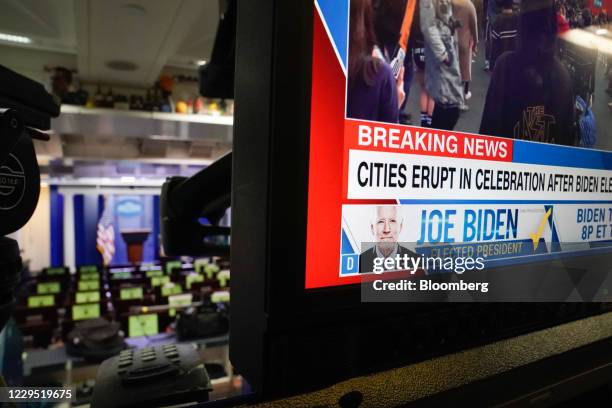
[347,0,405,123]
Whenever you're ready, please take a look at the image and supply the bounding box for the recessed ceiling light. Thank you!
[0,33,32,44]
[196,60,207,66]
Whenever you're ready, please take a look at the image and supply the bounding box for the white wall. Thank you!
[19,185,51,272]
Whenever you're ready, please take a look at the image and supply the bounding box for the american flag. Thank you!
[97,196,115,266]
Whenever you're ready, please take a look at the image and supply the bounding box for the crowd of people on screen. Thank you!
[347,0,606,146]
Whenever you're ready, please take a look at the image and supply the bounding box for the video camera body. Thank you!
[0,65,59,331]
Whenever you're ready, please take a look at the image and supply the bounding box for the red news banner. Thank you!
[342,119,514,200]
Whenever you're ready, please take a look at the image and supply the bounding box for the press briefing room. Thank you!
[2,0,612,407]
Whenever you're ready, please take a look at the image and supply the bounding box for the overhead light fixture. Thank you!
[0,33,32,44]
[196,60,207,66]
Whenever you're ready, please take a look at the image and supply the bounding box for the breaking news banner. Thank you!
[344,121,612,201]
[338,121,612,302]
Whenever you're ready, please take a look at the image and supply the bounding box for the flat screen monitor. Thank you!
[120,287,144,300]
[37,282,61,295]
[28,295,55,308]
[75,291,101,304]
[232,0,612,399]
[128,314,159,337]
[72,303,101,321]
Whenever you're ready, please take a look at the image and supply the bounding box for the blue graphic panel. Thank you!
[317,0,348,71]
[341,254,359,275]
[341,229,356,254]
[513,140,612,170]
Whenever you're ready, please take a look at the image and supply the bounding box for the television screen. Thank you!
[37,282,61,295]
[128,314,159,337]
[304,0,612,297]
[120,287,144,300]
[231,0,612,398]
[72,303,101,321]
[78,280,100,291]
[27,295,55,308]
[75,291,100,304]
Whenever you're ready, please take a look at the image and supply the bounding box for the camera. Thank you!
[0,65,59,331]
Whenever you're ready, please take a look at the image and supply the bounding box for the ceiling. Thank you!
[0,0,228,166]
[0,0,220,85]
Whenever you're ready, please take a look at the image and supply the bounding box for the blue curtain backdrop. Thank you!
[74,194,101,266]
[49,186,64,267]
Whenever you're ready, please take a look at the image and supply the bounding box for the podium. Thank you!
[120,229,151,263]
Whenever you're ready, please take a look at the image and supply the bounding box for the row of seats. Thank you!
[14,257,230,348]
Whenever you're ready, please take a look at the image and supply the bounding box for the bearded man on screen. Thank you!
[359,206,418,273]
